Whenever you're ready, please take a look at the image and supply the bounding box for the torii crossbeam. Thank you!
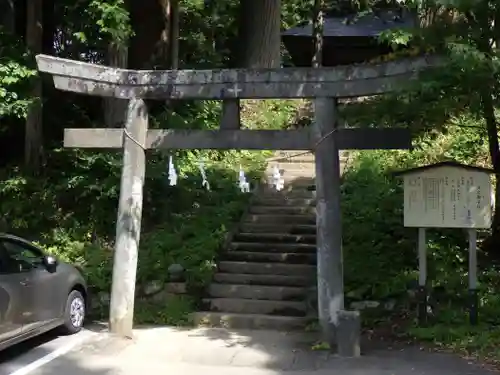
[36,53,440,354]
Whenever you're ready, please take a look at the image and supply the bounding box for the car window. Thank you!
[1,240,44,270]
[0,245,25,274]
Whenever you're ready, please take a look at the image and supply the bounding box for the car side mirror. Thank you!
[43,255,58,270]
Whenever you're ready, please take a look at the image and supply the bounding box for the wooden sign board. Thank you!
[400,163,493,229]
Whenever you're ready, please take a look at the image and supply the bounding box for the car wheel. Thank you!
[60,290,86,335]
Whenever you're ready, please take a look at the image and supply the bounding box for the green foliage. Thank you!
[378,0,500,111]
[0,61,35,119]
[409,324,500,358]
[0,145,268,305]
[342,93,499,360]
[0,0,309,327]
[5,0,499,362]
[88,0,134,45]
[135,295,195,326]
[240,99,303,130]
[343,127,485,298]
[0,31,36,119]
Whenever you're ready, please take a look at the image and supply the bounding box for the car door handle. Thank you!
[19,280,30,287]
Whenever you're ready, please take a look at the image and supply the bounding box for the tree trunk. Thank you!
[15,0,27,41]
[239,0,281,69]
[129,0,174,115]
[0,0,15,33]
[157,0,173,68]
[480,86,500,254]
[492,0,500,246]
[129,0,164,69]
[312,0,324,68]
[42,0,54,53]
[155,0,178,69]
[475,35,500,256]
[220,0,281,130]
[104,44,129,127]
[169,0,179,69]
[129,0,178,69]
[158,0,179,109]
[25,0,44,173]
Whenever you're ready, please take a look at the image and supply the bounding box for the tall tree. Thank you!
[25,0,44,172]
[92,0,133,128]
[104,45,129,128]
[239,0,281,68]
[128,0,178,115]
[128,0,166,69]
[0,0,15,32]
[220,0,282,129]
[42,0,54,54]
[15,0,27,40]
[168,0,179,69]
[387,0,500,253]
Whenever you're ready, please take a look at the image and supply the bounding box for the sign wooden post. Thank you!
[36,53,438,351]
[417,227,427,325]
[396,161,494,326]
[468,228,478,325]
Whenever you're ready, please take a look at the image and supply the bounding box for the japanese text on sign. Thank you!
[403,166,491,228]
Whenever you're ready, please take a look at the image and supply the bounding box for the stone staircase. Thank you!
[193,151,348,330]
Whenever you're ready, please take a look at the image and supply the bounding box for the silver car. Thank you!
[0,234,88,351]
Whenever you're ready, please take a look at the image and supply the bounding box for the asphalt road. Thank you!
[0,328,98,375]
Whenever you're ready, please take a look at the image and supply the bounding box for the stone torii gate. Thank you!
[36,54,438,354]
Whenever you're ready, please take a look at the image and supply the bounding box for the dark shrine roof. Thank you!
[393,161,495,177]
[281,10,415,38]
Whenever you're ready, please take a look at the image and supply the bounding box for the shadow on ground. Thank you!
[0,323,114,375]
[165,326,495,374]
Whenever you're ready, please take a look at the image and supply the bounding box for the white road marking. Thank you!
[6,330,97,375]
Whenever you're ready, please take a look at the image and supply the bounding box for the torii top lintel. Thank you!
[35,54,442,100]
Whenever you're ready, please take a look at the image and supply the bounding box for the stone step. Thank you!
[267,157,348,168]
[258,188,315,198]
[264,168,316,179]
[274,152,315,159]
[221,251,316,264]
[259,186,316,196]
[239,223,316,234]
[229,242,316,253]
[248,206,315,215]
[262,180,316,190]
[280,175,316,182]
[271,158,315,164]
[264,168,316,178]
[277,159,315,163]
[268,159,317,165]
[234,232,316,244]
[266,168,316,177]
[218,261,316,276]
[271,152,315,162]
[252,197,316,206]
[203,298,307,316]
[207,283,307,300]
[213,273,315,287]
[268,154,347,165]
[192,312,308,330]
[245,214,315,225]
